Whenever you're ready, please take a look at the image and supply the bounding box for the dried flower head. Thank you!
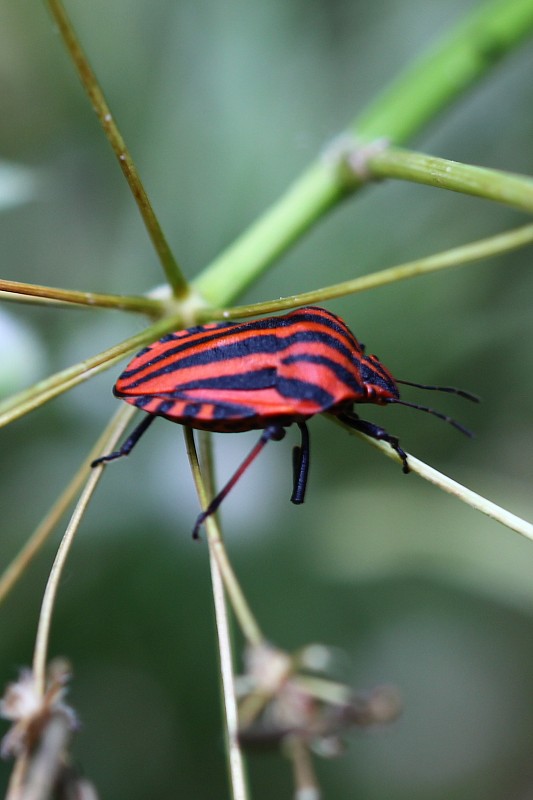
[0,659,77,759]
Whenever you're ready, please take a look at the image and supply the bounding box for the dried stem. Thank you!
[184,429,264,646]
[0,404,137,606]
[31,406,139,696]
[184,429,254,800]
[32,472,99,696]
[10,713,73,800]
[284,737,320,800]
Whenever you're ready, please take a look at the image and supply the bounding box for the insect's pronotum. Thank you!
[92,306,478,536]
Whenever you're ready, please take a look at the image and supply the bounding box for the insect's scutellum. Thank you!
[92,306,476,536]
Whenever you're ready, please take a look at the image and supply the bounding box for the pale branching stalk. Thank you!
[184,428,263,800]
[0,404,137,605]
[32,474,99,697]
[184,429,264,647]
[284,736,320,800]
[345,427,533,541]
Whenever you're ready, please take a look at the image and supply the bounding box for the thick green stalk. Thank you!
[353,0,533,143]
[193,0,533,306]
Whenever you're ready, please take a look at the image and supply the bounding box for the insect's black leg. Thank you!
[338,412,409,474]
[291,421,310,505]
[91,414,156,467]
[192,425,286,539]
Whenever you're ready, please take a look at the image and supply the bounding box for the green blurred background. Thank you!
[1,0,533,797]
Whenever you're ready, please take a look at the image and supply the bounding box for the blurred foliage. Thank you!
[1,0,533,797]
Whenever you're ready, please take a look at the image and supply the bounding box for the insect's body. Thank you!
[114,307,399,433]
[93,306,476,537]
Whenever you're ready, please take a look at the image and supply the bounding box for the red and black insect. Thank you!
[92,306,477,536]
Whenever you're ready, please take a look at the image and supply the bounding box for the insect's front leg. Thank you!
[337,412,409,474]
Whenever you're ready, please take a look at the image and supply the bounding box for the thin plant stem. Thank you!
[184,429,252,800]
[184,429,264,646]
[197,223,533,321]
[3,222,533,436]
[0,311,190,429]
[343,424,533,541]
[0,278,164,315]
[208,552,249,800]
[5,757,26,800]
[284,736,320,800]
[0,404,136,606]
[32,469,101,697]
[31,405,139,696]
[44,0,189,298]
[200,434,250,800]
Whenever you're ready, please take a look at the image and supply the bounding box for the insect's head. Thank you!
[359,351,480,437]
[359,353,400,404]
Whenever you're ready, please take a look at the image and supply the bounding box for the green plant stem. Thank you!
[367,148,533,213]
[193,0,533,306]
[194,146,533,309]
[352,0,533,143]
[197,223,533,321]
[0,312,189,429]
[193,160,346,307]
[44,0,188,298]
[0,279,164,315]
[3,223,532,430]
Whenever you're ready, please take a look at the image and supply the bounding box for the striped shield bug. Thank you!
[92,306,478,537]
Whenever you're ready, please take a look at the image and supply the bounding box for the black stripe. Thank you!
[121,329,358,389]
[165,368,277,394]
[276,377,334,406]
[281,354,362,394]
[157,400,177,414]
[212,402,257,420]
[119,309,355,380]
[183,402,204,417]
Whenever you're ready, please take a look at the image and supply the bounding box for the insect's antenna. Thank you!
[396,380,480,403]
[387,399,474,437]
